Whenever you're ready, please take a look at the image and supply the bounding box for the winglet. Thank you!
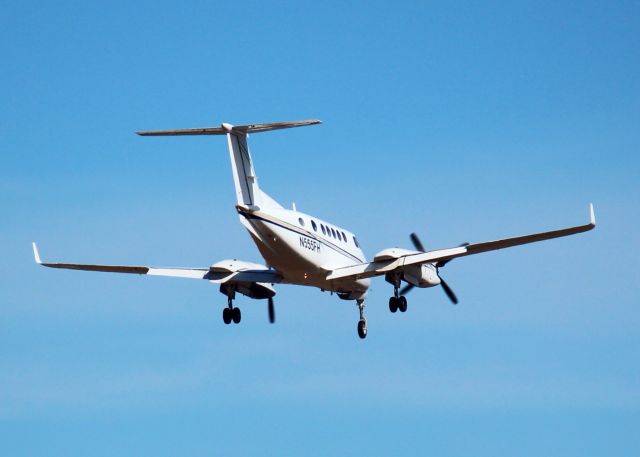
[32,242,42,264]
[589,203,596,227]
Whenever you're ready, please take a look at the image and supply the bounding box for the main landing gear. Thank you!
[356,300,367,339]
[388,285,408,313]
[222,295,241,325]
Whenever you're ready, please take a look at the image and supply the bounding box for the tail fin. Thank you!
[226,129,261,207]
[136,120,321,208]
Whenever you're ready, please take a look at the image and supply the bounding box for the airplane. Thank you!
[32,119,596,339]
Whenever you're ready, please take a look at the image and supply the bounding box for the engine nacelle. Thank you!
[211,259,276,300]
[373,247,419,262]
[210,259,268,273]
[220,281,275,300]
[403,263,440,288]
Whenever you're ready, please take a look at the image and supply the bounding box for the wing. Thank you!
[32,243,210,279]
[31,243,283,284]
[327,204,596,281]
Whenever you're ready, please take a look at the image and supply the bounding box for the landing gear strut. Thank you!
[356,300,367,339]
[222,291,241,325]
[388,282,408,313]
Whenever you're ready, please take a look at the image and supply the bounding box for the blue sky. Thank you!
[1,1,639,455]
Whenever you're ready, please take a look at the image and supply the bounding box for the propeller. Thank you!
[439,276,458,305]
[268,297,275,323]
[410,232,426,252]
[399,282,414,296]
[407,232,459,305]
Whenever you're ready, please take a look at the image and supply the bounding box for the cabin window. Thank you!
[298,217,305,227]
[331,228,336,238]
[311,220,317,231]
[353,236,360,247]
[341,231,347,242]
[321,224,326,235]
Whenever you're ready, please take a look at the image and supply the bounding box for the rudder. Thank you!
[226,131,261,207]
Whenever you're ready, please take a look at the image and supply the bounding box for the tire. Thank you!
[222,307,232,325]
[232,307,242,324]
[398,296,408,313]
[389,297,398,313]
[357,319,367,339]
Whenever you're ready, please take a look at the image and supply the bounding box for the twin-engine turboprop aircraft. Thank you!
[33,120,596,338]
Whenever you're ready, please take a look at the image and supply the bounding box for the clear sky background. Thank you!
[1,1,639,455]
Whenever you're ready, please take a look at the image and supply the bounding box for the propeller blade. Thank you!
[436,243,469,268]
[399,283,415,296]
[268,297,275,323]
[439,277,458,305]
[410,232,426,252]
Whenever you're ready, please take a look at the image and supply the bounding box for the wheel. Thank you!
[222,307,232,325]
[389,296,398,313]
[398,295,408,313]
[232,307,241,324]
[357,319,367,339]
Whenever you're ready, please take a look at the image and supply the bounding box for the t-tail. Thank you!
[136,120,321,210]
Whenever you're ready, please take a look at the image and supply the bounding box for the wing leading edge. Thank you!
[327,204,596,281]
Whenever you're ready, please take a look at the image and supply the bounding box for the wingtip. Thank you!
[589,203,596,227]
[32,242,42,264]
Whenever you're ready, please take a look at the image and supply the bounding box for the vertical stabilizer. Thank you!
[226,131,262,208]
[136,119,321,210]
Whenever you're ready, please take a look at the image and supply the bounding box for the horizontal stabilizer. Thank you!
[136,119,321,136]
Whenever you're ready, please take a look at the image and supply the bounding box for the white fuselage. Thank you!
[236,204,370,300]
